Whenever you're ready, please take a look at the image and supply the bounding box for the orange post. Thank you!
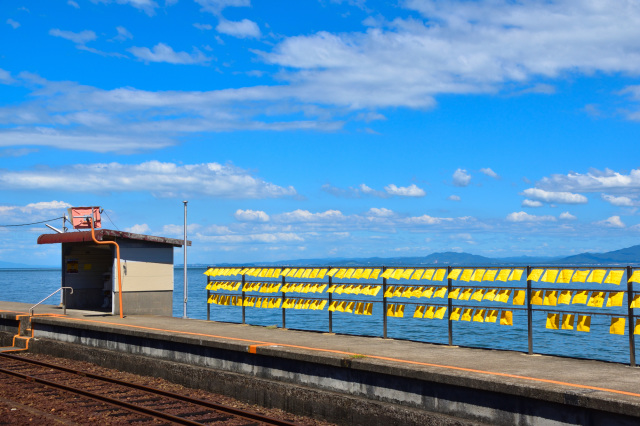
[89,209,123,318]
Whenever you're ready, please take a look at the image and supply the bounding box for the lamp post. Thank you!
[183,201,188,319]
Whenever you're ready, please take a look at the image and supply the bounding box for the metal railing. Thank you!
[30,287,74,316]
[204,265,639,366]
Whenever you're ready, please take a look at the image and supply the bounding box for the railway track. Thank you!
[0,353,299,425]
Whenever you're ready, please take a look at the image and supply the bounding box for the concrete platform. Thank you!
[1,300,639,425]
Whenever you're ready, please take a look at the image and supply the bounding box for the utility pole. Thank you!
[183,201,188,319]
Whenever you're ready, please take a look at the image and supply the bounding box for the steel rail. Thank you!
[0,353,298,426]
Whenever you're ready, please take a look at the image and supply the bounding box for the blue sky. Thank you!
[1,0,640,266]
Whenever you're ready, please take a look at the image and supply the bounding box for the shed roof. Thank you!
[37,229,191,247]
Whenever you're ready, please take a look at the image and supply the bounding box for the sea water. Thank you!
[1,267,636,365]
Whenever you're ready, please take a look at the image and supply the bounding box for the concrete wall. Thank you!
[113,290,173,316]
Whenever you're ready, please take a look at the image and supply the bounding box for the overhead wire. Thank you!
[101,209,120,231]
[0,216,65,227]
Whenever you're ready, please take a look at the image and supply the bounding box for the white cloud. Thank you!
[366,207,395,217]
[537,168,640,194]
[94,0,158,15]
[596,215,625,228]
[559,212,577,220]
[506,212,557,222]
[521,188,588,204]
[275,209,344,223]
[479,167,499,179]
[49,29,97,45]
[601,193,636,207]
[522,199,543,208]
[384,183,425,197]
[216,19,261,39]
[453,168,471,187]
[258,1,640,112]
[112,26,133,41]
[197,232,303,244]
[195,0,251,14]
[0,161,297,199]
[128,43,210,64]
[67,1,79,8]
[448,195,461,201]
[234,209,270,222]
[404,215,453,225]
[6,19,20,29]
[193,23,213,30]
[125,224,151,234]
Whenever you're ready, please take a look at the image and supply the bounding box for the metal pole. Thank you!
[447,266,453,346]
[183,201,188,319]
[527,266,533,355]
[207,274,210,321]
[382,266,387,339]
[242,274,246,325]
[328,273,333,333]
[281,275,286,329]
[627,266,636,367]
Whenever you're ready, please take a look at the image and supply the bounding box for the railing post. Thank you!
[627,266,636,367]
[383,266,387,339]
[206,273,210,321]
[447,266,453,346]
[527,266,533,355]
[328,272,333,333]
[281,275,286,329]
[241,274,246,325]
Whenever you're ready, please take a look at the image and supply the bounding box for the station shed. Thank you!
[37,229,190,316]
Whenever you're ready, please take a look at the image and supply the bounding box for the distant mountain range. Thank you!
[0,260,58,269]
[203,244,640,267]
[7,244,640,269]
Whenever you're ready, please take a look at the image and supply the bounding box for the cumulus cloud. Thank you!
[67,1,79,8]
[601,193,636,207]
[521,188,588,204]
[128,43,210,64]
[49,28,97,45]
[383,183,426,197]
[197,232,303,244]
[260,1,640,111]
[522,199,543,208]
[274,209,344,223]
[125,224,151,234]
[596,215,625,228]
[234,209,270,222]
[559,212,577,220]
[0,161,297,199]
[366,207,395,217]
[537,168,640,194]
[322,182,425,198]
[6,19,20,29]
[195,0,251,14]
[506,212,557,222]
[452,169,471,187]
[216,19,261,38]
[448,195,461,201]
[479,168,499,179]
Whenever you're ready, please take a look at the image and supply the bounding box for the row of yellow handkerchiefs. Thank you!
[449,307,513,325]
[531,290,631,307]
[206,281,242,291]
[524,268,627,284]
[385,286,518,303]
[327,284,381,296]
[543,313,632,335]
[327,301,373,315]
